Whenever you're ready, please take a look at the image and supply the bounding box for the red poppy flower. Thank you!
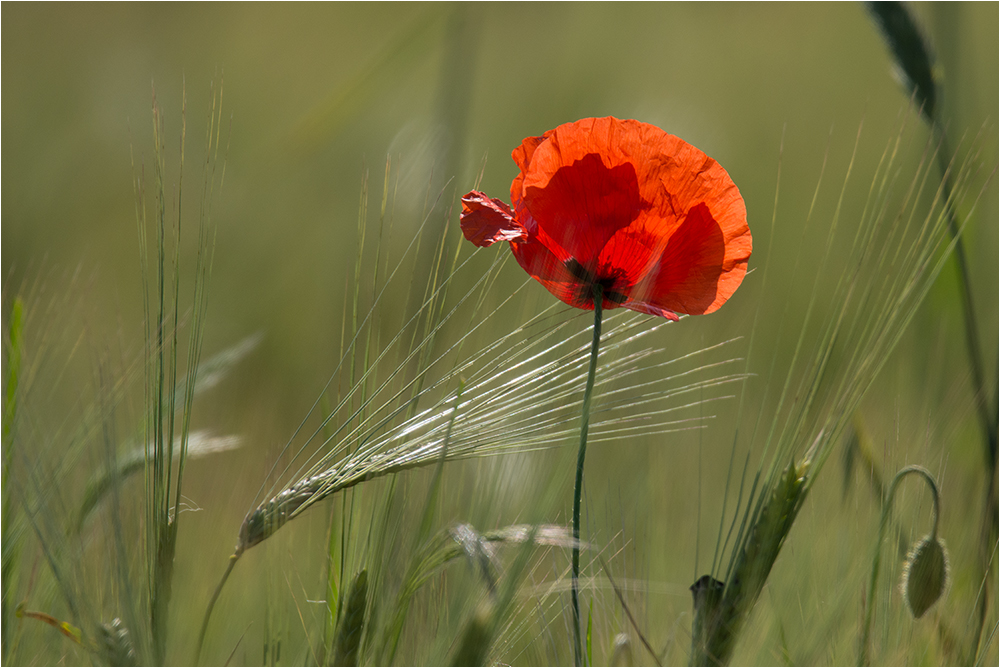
[460,117,752,320]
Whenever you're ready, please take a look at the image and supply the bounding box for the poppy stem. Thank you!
[572,284,603,667]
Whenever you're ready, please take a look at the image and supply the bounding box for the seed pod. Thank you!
[901,535,948,618]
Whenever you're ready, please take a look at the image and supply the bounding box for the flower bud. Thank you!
[901,534,948,618]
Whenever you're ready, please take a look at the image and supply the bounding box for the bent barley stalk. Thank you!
[379,522,580,664]
[236,317,744,555]
[446,524,544,667]
[236,320,745,551]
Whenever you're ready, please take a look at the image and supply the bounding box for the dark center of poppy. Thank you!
[564,258,629,308]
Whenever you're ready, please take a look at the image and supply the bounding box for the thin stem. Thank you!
[572,284,603,667]
[933,127,996,464]
[598,555,663,666]
[195,554,239,666]
[859,465,941,666]
[933,127,996,662]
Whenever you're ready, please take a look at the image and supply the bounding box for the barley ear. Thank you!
[689,576,724,665]
[610,633,634,667]
[333,569,369,667]
[237,468,344,554]
[866,1,938,123]
[98,618,137,667]
[446,524,542,666]
[694,461,808,666]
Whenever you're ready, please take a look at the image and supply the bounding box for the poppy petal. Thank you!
[510,133,550,234]
[459,191,526,247]
[524,154,650,269]
[509,239,589,308]
[626,195,750,316]
[621,300,681,321]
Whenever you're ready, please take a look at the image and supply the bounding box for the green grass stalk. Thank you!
[934,129,998,662]
[1,298,24,662]
[195,555,238,665]
[141,81,222,665]
[572,284,604,667]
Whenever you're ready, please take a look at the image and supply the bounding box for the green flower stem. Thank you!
[572,284,603,667]
[858,465,940,666]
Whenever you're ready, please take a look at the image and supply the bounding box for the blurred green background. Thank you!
[2,3,997,665]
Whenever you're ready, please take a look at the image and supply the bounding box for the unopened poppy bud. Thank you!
[901,534,948,618]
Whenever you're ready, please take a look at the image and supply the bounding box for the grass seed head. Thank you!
[333,569,369,667]
[731,462,808,609]
[238,469,342,553]
[98,618,136,667]
[866,1,939,123]
[698,462,809,665]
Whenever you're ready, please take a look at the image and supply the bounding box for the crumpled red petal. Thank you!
[459,191,526,247]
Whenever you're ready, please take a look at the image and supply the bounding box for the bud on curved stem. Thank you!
[858,465,943,666]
